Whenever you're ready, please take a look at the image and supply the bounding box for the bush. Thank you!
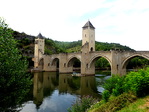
[102,90,110,102]
[67,95,98,112]
[94,93,136,112]
[102,68,149,103]
[124,68,149,97]
[102,75,125,101]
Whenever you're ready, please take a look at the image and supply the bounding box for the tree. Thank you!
[0,18,31,111]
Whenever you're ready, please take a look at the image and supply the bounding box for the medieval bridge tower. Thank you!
[82,21,95,52]
[33,21,149,76]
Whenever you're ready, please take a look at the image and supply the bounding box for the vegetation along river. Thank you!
[19,71,110,112]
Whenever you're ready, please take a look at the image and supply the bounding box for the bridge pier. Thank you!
[111,51,123,75]
[81,44,95,75]
[111,51,129,76]
[59,53,73,74]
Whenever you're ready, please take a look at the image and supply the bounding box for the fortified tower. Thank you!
[34,33,45,68]
[82,20,95,52]
[81,21,96,75]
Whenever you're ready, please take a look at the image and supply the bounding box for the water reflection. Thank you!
[33,72,59,108]
[20,72,110,112]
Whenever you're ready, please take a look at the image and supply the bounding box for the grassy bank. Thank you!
[118,95,149,112]
[88,94,149,112]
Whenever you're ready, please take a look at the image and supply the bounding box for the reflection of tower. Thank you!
[33,72,43,108]
[82,21,95,52]
[34,33,45,68]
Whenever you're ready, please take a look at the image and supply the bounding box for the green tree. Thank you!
[0,18,31,111]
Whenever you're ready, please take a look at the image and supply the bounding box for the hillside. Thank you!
[54,40,134,53]
[13,31,134,55]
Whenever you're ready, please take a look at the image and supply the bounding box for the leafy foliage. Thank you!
[0,18,31,111]
[124,68,149,97]
[127,57,149,69]
[95,57,110,69]
[102,75,125,101]
[90,93,136,112]
[102,68,149,102]
[44,39,64,54]
[95,41,133,51]
[67,95,98,112]
[54,40,133,53]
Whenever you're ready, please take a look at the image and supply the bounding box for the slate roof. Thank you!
[82,21,95,29]
[37,33,44,39]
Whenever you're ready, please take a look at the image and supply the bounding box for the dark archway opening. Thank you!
[52,58,59,72]
[39,58,44,69]
[68,57,81,73]
[126,56,149,72]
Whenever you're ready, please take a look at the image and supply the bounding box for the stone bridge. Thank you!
[33,21,149,76]
[35,50,149,76]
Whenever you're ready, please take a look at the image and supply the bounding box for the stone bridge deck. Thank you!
[37,50,149,75]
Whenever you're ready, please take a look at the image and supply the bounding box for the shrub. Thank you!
[102,90,110,102]
[102,75,125,101]
[124,68,149,97]
[94,93,136,112]
[67,95,98,112]
[102,67,149,103]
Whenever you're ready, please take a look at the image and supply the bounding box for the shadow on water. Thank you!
[19,71,110,112]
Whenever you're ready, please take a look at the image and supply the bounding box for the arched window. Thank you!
[64,63,66,67]
[90,47,93,51]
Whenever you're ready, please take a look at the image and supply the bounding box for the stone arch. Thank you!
[88,54,112,68]
[122,54,149,69]
[39,58,44,69]
[67,56,81,67]
[51,58,59,67]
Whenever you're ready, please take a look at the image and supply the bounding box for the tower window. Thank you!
[90,47,93,51]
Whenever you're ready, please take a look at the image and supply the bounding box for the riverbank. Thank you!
[87,68,149,112]
[67,68,149,112]
[88,93,149,112]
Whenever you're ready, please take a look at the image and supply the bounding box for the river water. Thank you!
[19,72,110,112]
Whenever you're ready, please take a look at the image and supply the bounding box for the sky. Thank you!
[0,0,149,50]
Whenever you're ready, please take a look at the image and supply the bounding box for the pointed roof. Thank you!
[82,21,95,29]
[37,33,44,39]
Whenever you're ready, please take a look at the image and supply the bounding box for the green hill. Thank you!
[13,31,134,55]
[54,40,134,53]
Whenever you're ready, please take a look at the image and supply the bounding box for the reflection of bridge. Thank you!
[33,21,149,75]
[33,72,100,107]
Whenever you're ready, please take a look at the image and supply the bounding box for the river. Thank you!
[19,71,110,112]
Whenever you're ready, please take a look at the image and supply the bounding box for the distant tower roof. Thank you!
[82,20,95,29]
[37,33,44,39]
